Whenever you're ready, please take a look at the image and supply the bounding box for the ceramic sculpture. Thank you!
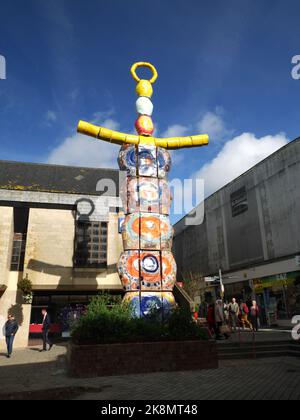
[77,62,209,317]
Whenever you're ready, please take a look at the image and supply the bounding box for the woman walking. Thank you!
[239,300,253,330]
[250,300,260,332]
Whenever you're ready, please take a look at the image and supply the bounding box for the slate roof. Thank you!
[0,160,119,196]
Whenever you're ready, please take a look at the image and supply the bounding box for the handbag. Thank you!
[220,324,231,335]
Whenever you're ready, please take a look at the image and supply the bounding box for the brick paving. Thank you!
[0,339,299,400]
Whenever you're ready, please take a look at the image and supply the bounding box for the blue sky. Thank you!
[0,0,300,220]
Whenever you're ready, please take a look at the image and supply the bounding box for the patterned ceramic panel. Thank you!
[159,179,171,215]
[119,177,138,214]
[118,250,176,293]
[118,144,137,176]
[120,177,170,215]
[161,251,177,290]
[123,291,176,318]
[157,147,171,178]
[139,213,171,250]
[118,145,171,179]
[121,213,140,250]
[137,144,157,177]
[140,251,161,290]
[139,177,160,213]
[122,213,173,250]
[118,251,140,291]
[118,251,162,292]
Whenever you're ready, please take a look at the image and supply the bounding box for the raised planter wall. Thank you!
[68,340,218,377]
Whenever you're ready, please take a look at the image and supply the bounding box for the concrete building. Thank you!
[0,160,123,349]
[173,137,300,324]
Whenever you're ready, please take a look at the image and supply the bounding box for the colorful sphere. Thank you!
[136,97,153,116]
[136,79,153,98]
[135,115,154,136]
[124,292,176,318]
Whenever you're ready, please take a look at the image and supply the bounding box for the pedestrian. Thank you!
[250,300,260,332]
[229,298,240,331]
[4,314,18,358]
[224,301,230,323]
[206,303,216,337]
[40,308,53,352]
[198,301,208,319]
[215,299,230,340]
[240,300,252,330]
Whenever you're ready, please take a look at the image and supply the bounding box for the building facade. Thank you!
[173,138,300,323]
[0,160,123,348]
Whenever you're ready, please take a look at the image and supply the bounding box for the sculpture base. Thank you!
[68,340,218,378]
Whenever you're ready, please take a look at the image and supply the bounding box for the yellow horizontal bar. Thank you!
[77,121,209,149]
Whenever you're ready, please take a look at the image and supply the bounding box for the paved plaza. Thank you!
[0,331,299,400]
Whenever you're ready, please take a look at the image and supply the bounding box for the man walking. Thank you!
[5,314,18,358]
[229,298,240,331]
[214,299,230,340]
[40,308,53,352]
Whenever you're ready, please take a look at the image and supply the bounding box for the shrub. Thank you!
[71,294,209,345]
[17,277,32,295]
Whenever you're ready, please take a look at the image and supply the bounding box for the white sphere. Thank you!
[135,97,153,116]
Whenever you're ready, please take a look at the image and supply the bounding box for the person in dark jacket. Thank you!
[5,314,18,358]
[40,308,53,352]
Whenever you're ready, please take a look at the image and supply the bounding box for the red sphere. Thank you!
[135,115,154,136]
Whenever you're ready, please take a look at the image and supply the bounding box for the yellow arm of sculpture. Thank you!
[77,120,209,149]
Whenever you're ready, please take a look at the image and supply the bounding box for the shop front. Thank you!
[253,271,300,325]
[224,280,253,303]
[30,291,122,337]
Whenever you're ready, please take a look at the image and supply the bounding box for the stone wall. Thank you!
[23,208,123,291]
[68,340,218,377]
[0,206,13,290]
[24,208,75,288]
[0,272,31,349]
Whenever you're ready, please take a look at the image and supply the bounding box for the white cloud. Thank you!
[196,108,232,141]
[160,111,229,167]
[162,124,189,138]
[47,117,120,168]
[162,109,230,143]
[195,132,289,196]
[161,124,190,165]
[45,110,57,126]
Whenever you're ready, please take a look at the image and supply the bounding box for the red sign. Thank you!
[29,324,61,333]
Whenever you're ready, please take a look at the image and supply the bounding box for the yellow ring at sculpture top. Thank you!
[130,62,158,84]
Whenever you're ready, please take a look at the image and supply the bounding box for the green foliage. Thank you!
[167,306,206,340]
[71,293,209,345]
[17,277,32,295]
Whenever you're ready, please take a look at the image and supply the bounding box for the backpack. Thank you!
[241,304,249,315]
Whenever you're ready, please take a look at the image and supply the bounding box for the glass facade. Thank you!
[253,271,300,320]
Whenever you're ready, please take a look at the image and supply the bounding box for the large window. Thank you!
[10,233,27,271]
[231,186,248,217]
[10,207,29,271]
[74,221,108,268]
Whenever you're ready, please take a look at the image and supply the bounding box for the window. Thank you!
[74,221,108,268]
[231,187,248,217]
[10,233,27,271]
[10,207,29,271]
